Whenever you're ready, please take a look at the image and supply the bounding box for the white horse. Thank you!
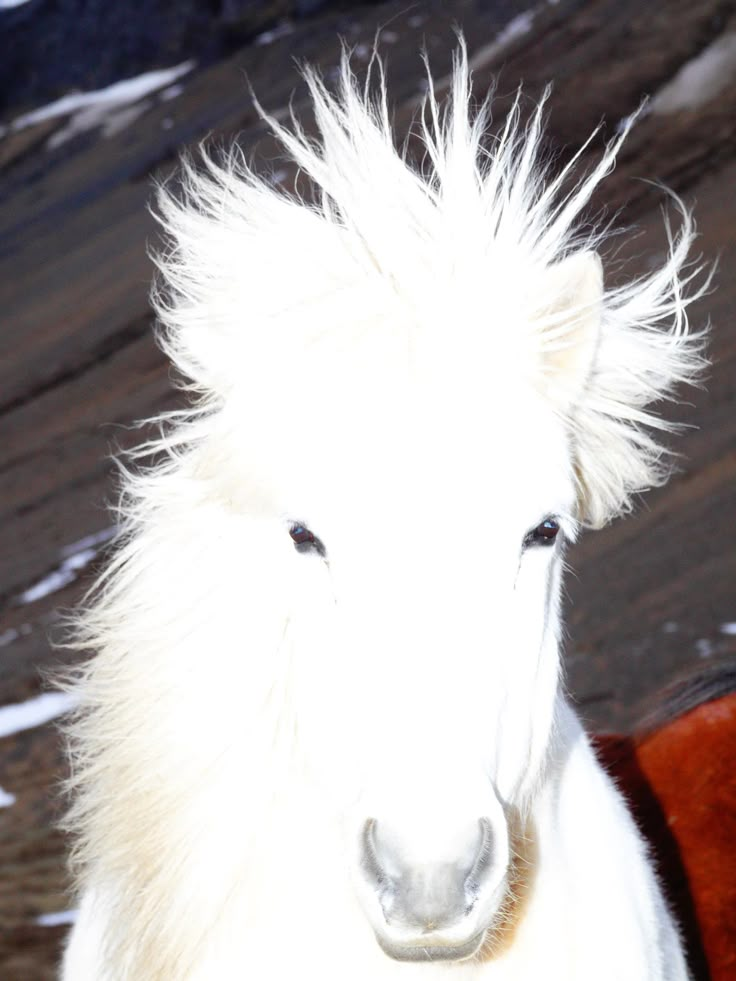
[61,48,707,980]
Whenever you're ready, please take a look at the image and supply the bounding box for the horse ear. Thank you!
[541,237,707,529]
[538,251,603,406]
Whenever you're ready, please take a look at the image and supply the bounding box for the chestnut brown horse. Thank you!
[596,664,736,981]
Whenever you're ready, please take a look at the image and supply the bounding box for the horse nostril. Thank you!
[361,818,390,892]
[464,817,494,907]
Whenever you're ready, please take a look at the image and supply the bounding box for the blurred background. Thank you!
[1,0,735,976]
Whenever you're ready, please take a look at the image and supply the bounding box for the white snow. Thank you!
[254,22,294,46]
[0,691,78,740]
[651,33,736,115]
[695,638,714,659]
[469,10,536,72]
[2,60,195,145]
[0,623,33,647]
[36,910,79,927]
[160,83,184,102]
[721,622,736,635]
[49,100,151,148]
[18,547,97,604]
[0,786,16,807]
[59,526,117,559]
[0,627,19,648]
[0,0,34,8]
[17,526,117,605]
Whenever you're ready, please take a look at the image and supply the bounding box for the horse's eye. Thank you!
[289,523,326,557]
[525,517,560,548]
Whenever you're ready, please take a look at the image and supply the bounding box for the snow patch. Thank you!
[160,83,184,102]
[36,910,79,927]
[695,638,714,659]
[2,61,195,145]
[254,22,294,46]
[0,0,34,8]
[17,526,116,605]
[0,691,78,740]
[0,623,33,647]
[720,622,736,635]
[0,627,19,648]
[651,33,736,115]
[17,548,97,604]
[469,10,536,72]
[0,786,16,807]
[51,100,152,147]
[59,526,117,559]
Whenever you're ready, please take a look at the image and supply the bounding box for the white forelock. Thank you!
[151,43,708,527]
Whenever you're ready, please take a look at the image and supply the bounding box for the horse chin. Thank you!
[375,928,488,963]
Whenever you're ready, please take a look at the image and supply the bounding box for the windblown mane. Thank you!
[61,46,708,978]
[152,48,707,527]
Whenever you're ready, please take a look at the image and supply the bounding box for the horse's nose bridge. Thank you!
[342,518,505,670]
[360,515,493,620]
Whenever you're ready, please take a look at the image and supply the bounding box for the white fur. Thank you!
[61,46,706,980]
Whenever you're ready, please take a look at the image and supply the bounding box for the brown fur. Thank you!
[475,812,539,963]
[595,670,736,981]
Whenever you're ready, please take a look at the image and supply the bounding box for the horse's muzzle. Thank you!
[359,816,500,962]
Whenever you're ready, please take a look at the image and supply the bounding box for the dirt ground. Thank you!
[1,1,735,976]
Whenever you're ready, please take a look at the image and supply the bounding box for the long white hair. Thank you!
[61,44,708,978]
[152,47,707,525]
